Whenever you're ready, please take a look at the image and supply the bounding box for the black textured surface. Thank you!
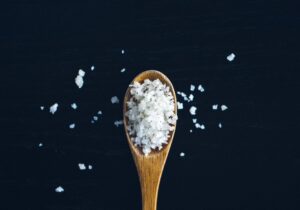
[1,0,300,209]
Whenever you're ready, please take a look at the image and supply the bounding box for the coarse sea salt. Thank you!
[88,165,93,170]
[97,110,102,115]
[121,49,125,54]
[212,104,218,110]
[221,105,228,111]
[180,152,185,157]
[40,106,44,110]
[71,103,77,110]
[189,106,197,115]
[198,84,205,92]
[126,79,177,156]
[49,103,58,114]
[78,163,86,170]
[227,53,236,62]
[111,96,119,104]
[38,143,43,147]
[188,94,194,101]
[75,69,85,89]
[55,186,64,193]
[121,68,126,73]
[177,102,183,110]
[218,123,222,128]
[69,123,75,129]
[190,84,195,91]
[91,66,95,71]
[114,120,123,127]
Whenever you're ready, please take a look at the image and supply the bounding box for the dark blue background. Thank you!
[1,0,300,209]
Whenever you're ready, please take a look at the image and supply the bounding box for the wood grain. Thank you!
[123,70,177,210]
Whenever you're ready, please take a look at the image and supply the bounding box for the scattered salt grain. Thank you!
[91,120,94,124]
[192,118,197,123]
[49,103,59,114]
[200,124,205,130]
[75,75,84,88]
[40,106,44,110]
[227,53,236,62]
[190,84,195,91]
[126,79,177,156]
[71,103,77,110]
[121,49,125,54]
[69,123,75,129]
[38,143,43,147]
[78,163,86,170]
[190,129,193,133]
[111,96,119,104]
[218,123,222,128]
[212,104,218,110]
[177,91,189,102]
[121,68,126,73]
[78,69,85,77]
[198,84,205,92]
[114,120,123,127]
[195,123,201,128]
[221,105,228,111]
[180,152,185,157]
[97,110,102,115]
[177,102,183,110]
[93,116,98,121]
[188,94,194,101]
[91,66,95,71]
[88,165,93,170]
[189,106,197,115]
[55,186,64,193]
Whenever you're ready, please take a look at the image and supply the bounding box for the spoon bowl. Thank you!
[123,70,177,210]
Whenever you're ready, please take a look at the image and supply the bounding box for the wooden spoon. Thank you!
[123,70,177,210]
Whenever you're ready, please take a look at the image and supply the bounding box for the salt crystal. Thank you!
[88,165,93,170]
[111,96,119,104]
[55,186,64,193]
[200,124,205,129]
[177,102,183,110]
[227,53,236,62]
[189,106,197,115]
[198,85,205,92]
[78,163,86,170]
[40,106,44,110]
[114,120,123,127]
[97,110,102,115]
[180,152,185,157]
[221,105,228,111]
[91,66,95,71]
[121,49,125,54]
[38,143,43,147]
[189,129,193,133]
[126,79,177,155]
[78,69,85,77]
[188,94,194,101]
[75,75,84,88]
[49,103,58,114]
[69,123,75,129]
[91,120,94,124]
[218,123,222,128]
[93,116,98,121]
[190,84,195,91]
[120,68,126,73]
[195,123,201,128]
[192,118,197,123]
[71,103,77,110]
[212,104,218,110]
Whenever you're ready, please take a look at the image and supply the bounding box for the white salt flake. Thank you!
[180,152,185,157]
[190,84,195,91]
[97,110,102,115]
[120,68,126,73]
[93,116,98,121]
[49,103,58,114]
[111,96,119,104]
[189,106,197,115]
[91,66,95,71]
[195,123,201,128]
[78,69,85,77]
[69,123,75,129]
[75,75,84,88]
[227,53,236,62]
[38,143,43,147]
[71,103,77,110]
[188,94,194,101]
[192,118,197,123]
[78,163,86,170]
[200,124,205,130]
[91,120,94,124]
[114,120,123,127]
[212,104,218,110]
[218,123,222,128]
[55,186,64,193]
[221,105,228,111]
[40,106,44,110]
[88,165,93,170]
[177,102,183,110]
[189,129,193,133]
[126,79,178,156]
[198,84,205,92]
[121,49,125,54]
